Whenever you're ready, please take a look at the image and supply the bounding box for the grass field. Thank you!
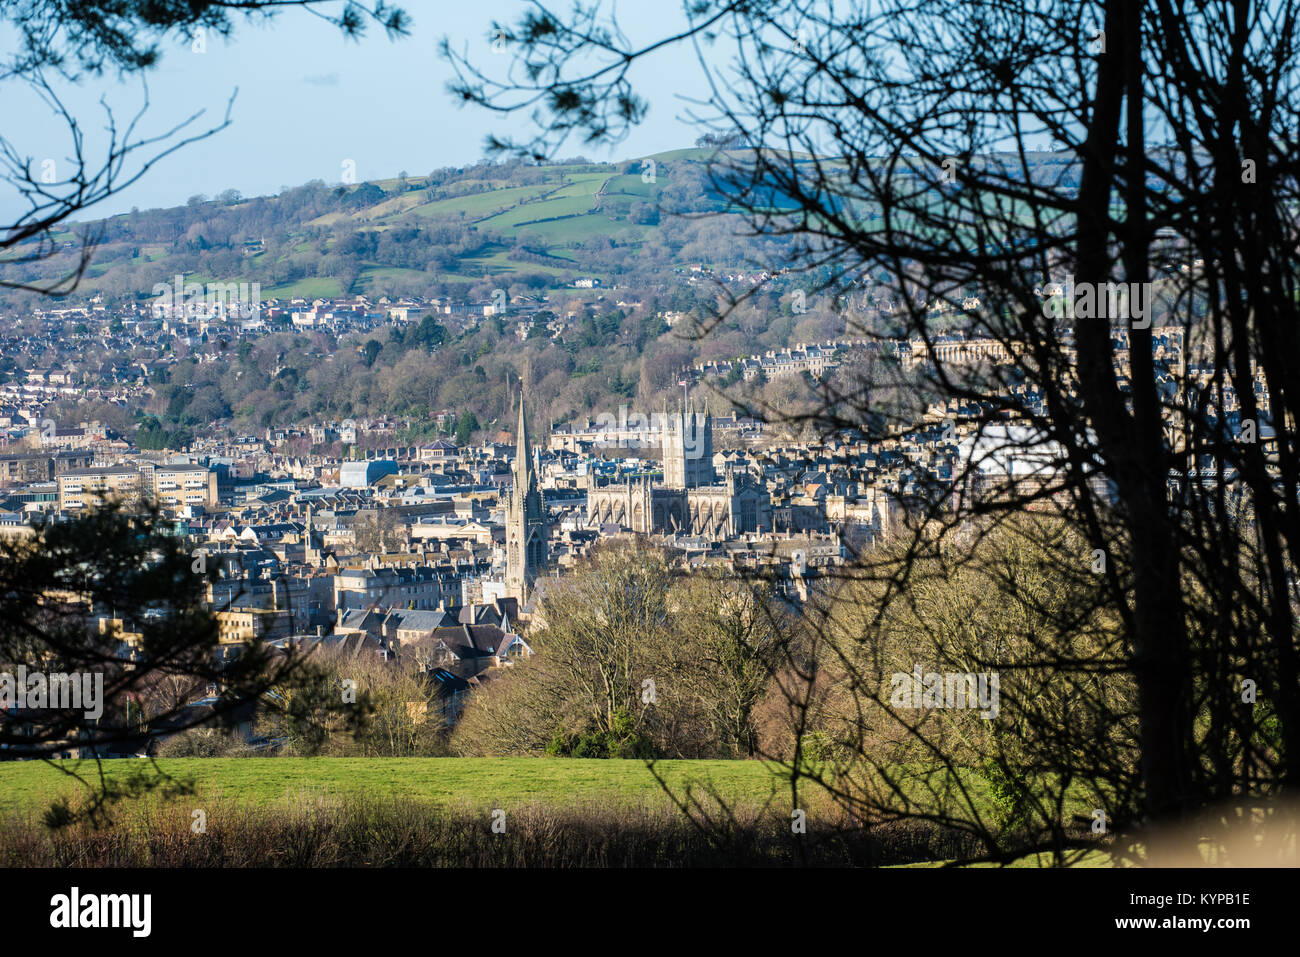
[461,251,573,277]
[261,277,344,300]
[514,214,652,243]
[406,182,567,221]
[0,758,1134,866]
[356,265,434,290]
[0,757,798,820]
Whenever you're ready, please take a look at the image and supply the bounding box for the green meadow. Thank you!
[0,758,1131,866]
[0,757,796,818]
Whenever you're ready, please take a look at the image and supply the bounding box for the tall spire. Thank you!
[515,387,532,482]
[507,383,545,603]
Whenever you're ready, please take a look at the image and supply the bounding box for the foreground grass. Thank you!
[0,758,1282,866]
[0,758,1127,866]
[0,757,801,821]
[0,795,1003,868]
[895,850,1116,867]
[0,757,982,867]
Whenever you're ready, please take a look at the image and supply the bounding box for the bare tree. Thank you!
[1,1,409,294]
[454,0,1300,863]
[672,570,786,757]
[0,0,409,823]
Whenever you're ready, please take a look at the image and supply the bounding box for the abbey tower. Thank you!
[662,402,714,489]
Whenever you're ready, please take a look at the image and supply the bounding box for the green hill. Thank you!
[0,149,741,304]
[0,146,1084,306]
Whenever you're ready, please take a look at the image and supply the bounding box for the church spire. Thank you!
[515,387,532,483]
[507,384,546,603]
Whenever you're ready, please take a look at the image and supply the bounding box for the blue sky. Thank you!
[8,1,706,219]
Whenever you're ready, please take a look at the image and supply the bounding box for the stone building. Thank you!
[505,391,546,602]
[584,406,770,538]
[662,404,714,488]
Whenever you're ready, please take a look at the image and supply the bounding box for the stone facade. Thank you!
[586,406,769,538]
[662,405,714,488]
